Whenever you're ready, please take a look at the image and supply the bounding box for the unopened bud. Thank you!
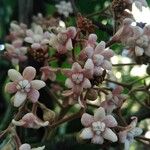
[87,89,98,101]
[43,108,56,124]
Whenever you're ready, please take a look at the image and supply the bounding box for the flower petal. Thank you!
[118,131,128,143]
[84,59,94,73]
[124,139,130,150]
[103,128,118,142]
[112,86,123,95]
[131,127,143,137]
[12,119,25,126]
[19,143,31,150]
[32,146,45,150]
[65,78,74,88]
[34,119,49,127]
[8,69,23,81]
[23,66,36,81]
[72,62,82,72]
[81,113,94,127]
[31,43,41,49]
[5,82,17,93]
[101,60,112,70]
[95,41,106,53]
[80,127,93,139]
[94,107,106,121]
[66,38,73,50]
[91,135,104,144]
[102,115,118,127]
[28,89,40,103]
[100,50,114,58]
[24,37,34,43]
[82,78,91,89]
[13,91,27,107]
[85,46,94,58]
[31,80,46,90]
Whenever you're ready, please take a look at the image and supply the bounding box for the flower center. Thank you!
[72,73,84,84]
[16,80,31,92]
[92,121,106,135]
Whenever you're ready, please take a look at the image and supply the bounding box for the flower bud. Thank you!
[86,89,98,101]
[43,108,56,124]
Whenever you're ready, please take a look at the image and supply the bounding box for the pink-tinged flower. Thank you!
[5,39,27,65]
[5,66,46,107]
[12,113,49,129]
[63,62,91,96]
[80,107,118,144]
[111,18,134,44]
[49,27,76,54]
[19,143,45,150]
[100,86,126,114]
[118,117,143,150]
[6,22,27,41]
[80,41,114,76]
[40,66,57,81]
[24,25,51,49]
[85,34,98,48]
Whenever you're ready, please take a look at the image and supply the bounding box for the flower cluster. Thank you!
[49,26,77,54]
[5,22,28,65]
[2,2,147,149]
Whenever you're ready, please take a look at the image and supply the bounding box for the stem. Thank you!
[105,79,131,89]
[49,108,84,129]
[112,63,137,66]
[86,5,111,18]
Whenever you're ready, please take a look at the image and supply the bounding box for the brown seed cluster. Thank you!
[76,13,95,34]
[112,0,133,29]
[112,0,131,18]
[28,47,49,63]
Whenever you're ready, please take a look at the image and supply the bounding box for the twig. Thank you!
[49,108,84,129]
[86,5,111,18]
[112,63,137,66]
[105,79,131,89]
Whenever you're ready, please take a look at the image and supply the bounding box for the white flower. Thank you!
[55,1,73,17]
[5,66,46,107]
[19,143,45,150]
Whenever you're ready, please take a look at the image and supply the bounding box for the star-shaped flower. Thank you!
[118,117,143,150]
[5,66,46,107]
[100,86,126,114]
[80,107,118,144]
[12,113,49,129]
[40,66,57,81]
[5,39,27,65]
[80,41,114,76]
[24,25,51,49]
[63,62,91,96]
[49,27,76,54]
